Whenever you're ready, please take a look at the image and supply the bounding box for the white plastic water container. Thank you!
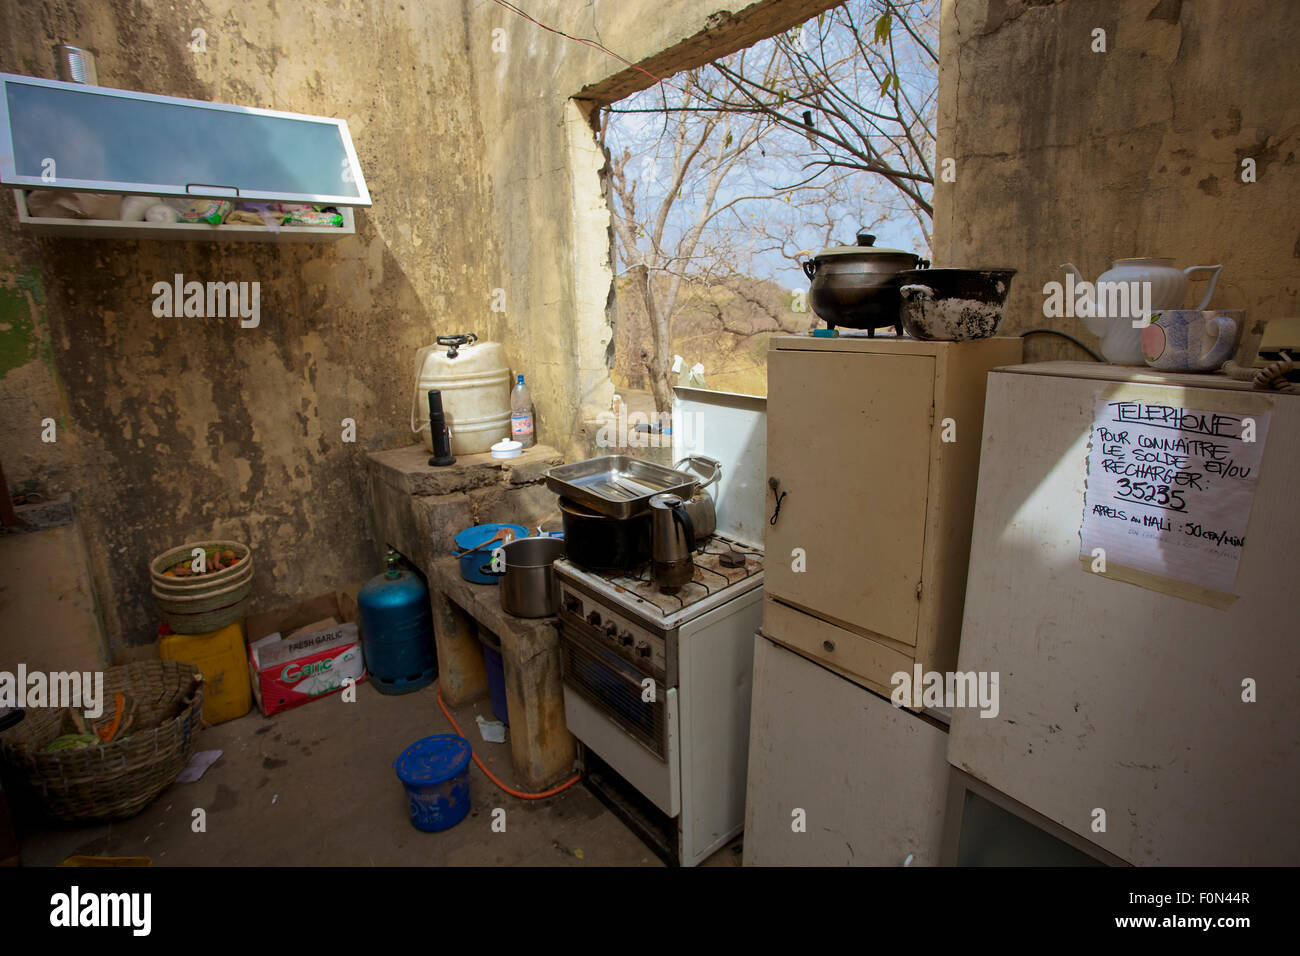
[411,337,511,455]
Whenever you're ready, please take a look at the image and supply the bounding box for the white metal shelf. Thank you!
[12,190,355,242]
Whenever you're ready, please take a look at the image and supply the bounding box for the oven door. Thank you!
[560,627,680,817]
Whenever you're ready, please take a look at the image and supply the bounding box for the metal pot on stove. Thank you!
[559,498,650,572]
[650,493,697,592]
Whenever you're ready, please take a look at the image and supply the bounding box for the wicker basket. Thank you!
[149,539,254,634]
[0,661,204,822]
[150,539,252,591]
[152,571,253,634]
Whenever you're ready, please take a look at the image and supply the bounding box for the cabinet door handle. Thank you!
[822,640,835,653]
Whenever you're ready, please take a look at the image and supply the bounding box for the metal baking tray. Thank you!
[545,455,698,519]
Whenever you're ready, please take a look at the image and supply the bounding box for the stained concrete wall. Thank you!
[0,1,493,655]
[1,518,107,677]
[932,0,1299,361]
[0,0,836,656]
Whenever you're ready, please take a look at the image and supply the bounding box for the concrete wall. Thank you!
[0,1,493,655]
[1,515,107,677]
[0,0,836,656]
[933,0,1299,361]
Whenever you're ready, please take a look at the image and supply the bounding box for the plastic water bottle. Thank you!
[510,374,536,447]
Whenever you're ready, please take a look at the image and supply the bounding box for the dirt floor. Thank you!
[16,681,742,867]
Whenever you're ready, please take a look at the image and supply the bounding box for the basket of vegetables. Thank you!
[149,539,254,633]
[0,661,203,822]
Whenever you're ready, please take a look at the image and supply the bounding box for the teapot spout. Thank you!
[1059,261,1106,337]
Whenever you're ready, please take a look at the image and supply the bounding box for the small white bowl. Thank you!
[491,439,523,459]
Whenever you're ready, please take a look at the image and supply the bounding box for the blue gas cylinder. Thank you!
[357,552,436,695]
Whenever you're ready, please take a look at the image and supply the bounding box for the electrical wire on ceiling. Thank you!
[486,0,683,94]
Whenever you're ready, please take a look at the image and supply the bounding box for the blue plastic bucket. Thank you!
[453,524,529,584]
[481,643,510,726]
[393,734,472,832]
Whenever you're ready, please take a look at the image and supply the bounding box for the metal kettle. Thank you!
[650,493,695,592]
[673,454,721,539]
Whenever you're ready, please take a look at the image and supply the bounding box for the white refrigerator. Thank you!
[950,361,1299,866]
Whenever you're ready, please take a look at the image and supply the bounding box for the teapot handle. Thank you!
[674,455,722,490]
[1200,313,1239,370]
[1184,265,1222,310]
[671,503,696,554]
[802,260,817,281]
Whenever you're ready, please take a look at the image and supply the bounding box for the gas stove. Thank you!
[555,388,767,866]
[554,533,764,631]
[555,535,765,865]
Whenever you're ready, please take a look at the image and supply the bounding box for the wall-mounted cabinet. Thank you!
[1,71,369,243]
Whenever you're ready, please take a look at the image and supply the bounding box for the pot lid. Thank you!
[811,230,916,259]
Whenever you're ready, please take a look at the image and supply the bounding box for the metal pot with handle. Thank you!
[650,493,696,593]
[487,536,566,618]
[801,231,929,333]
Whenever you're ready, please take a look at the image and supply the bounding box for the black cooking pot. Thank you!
[802,231,929,334]
[559,497,650,572]
[897,268,1016,341]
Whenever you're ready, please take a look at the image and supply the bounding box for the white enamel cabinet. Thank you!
[743,636,950,866]
[762,335,1022,699]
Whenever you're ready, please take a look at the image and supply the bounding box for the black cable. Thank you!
[769,490,787,525]
[1020,328,1104,363]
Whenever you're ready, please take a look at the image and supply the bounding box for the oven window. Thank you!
[561,634,666,758]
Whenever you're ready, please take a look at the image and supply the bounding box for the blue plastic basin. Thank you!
[453,524,529,584]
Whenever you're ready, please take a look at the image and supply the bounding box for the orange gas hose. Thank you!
[436,683,580,799]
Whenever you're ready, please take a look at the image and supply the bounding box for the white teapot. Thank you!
[1060,258,1222,364]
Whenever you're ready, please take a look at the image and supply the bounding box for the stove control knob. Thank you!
[620,631,634,647]
[603,621,619,639]
[564,595,582,614]
[635,641,651,658]
[587,611,601,627]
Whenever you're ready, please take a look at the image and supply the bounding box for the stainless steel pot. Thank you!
[493,536,566,618]
[650,493,695,593]
[802,231,929,333]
